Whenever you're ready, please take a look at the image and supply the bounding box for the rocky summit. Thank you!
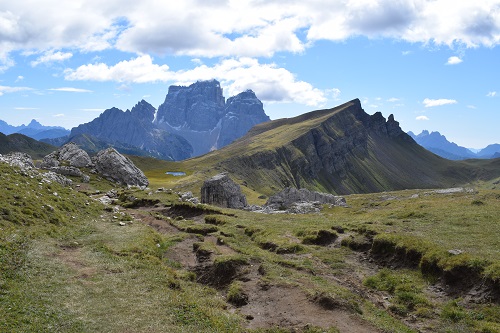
[155,80,270,157]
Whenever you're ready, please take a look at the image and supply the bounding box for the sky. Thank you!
[0,0,499,149]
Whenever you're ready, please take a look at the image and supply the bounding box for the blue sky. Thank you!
[0,0,499,148]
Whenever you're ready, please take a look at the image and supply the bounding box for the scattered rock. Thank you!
[0,152,35,170]
[179,191,200,205]
[93,148,149,187]
[448,249,464,255]
[266,187,346,210]
[201,173,247,209]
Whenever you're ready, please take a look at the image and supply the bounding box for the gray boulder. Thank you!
[201,173,247,208]
[40,142,92,169]
[266,187,346,210]
[93,148,149,187]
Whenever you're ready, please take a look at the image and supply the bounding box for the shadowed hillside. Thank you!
[0,132,56,159]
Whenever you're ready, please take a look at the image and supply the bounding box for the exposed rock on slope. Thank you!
[41,142,92,168]
[201,173,247,208]
[93,148,149,187]
[266,187,346,209]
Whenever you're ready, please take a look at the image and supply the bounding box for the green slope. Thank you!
[0,132,56,159]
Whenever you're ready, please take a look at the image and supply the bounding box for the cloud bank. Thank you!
[423,98,458,107]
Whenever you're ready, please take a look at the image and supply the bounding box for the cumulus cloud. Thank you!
[423,98,458,107]
[446,56,463,65]
[65,55,329,106]
[416,115,429,121]
[1,0,499,65]
[48,87,93,93]
[31,50,72,67]
[487,91,497,97]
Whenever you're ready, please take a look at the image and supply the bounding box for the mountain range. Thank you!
[408,130,500,160]
[135,99,499,196]
[0,119,70,141]
[40,80,270,160]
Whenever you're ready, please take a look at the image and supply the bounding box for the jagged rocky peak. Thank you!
[217,89,270,148]
[156,80,226,131]
[130,99,156,123]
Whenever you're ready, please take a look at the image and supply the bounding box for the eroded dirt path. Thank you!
[124,205,385,333]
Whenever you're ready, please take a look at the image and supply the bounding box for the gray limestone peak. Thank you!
[93,148,149,187]
[156,80,226,131]
[217,89,270,148]
[201,173,247,209]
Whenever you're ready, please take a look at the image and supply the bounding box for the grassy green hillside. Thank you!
[1,158,499,332]
[0,132,56,159]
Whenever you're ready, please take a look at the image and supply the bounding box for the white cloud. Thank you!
[14,107,39,110]
[467,105,477,109]
[416,115,429,121]
[387,97,400,102]
[15,75,24,82]
[31,51,73,67]
[1,1,500,62]
[446,56,462,65]
[48,87,93,93]
[487,91,497,97]
[65,55,329,106]
[423,98,458,107]
[53,113,65,117]
[0,85,32,96]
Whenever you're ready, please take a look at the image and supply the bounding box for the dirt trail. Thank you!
[125,205,384,333]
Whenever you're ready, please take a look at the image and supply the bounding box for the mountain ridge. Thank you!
[145,99,493,196]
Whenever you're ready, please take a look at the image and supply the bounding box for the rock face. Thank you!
[71,100,193,161]
[266,187,346,210]
[155,80,269,157]
[40,142,92,168]
[201,173,247,208]
[217,90,270,148]
[157,80,226,131]
[93,148,149,187]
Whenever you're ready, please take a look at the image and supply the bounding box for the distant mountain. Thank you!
[155,80,270,156]
[0,132,56,159]
[181,99,482,195]
[0,119,70,140]
[408,130,500,160]
[478,144,500,158]
[408,130,477,160]
[70,100,193,161]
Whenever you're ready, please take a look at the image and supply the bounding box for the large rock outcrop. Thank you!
[93,148,149,187]
[201,173,247,209]
[40,142,92,169]
[266,187,346,210]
